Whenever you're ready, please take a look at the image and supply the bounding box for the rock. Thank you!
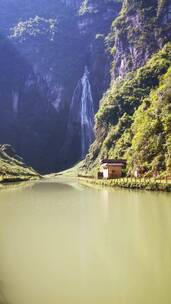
[0,144,39,179]
[0,0,121,173]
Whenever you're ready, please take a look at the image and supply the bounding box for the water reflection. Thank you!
[0,281,8,304]
[31,182,75,192]
[0,178,171,304]
[0,180,37,193]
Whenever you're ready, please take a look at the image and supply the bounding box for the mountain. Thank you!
[83,0,171,176]
[0,33,61,173]
[0,144,38,182]
[0,0,122,173]
[0,0,170,176]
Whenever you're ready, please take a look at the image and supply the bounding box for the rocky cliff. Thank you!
[0,0,122,173]
[83,0,171,176]
[0,144,38,181]
[0,0,170,176]
[108,0,171,78]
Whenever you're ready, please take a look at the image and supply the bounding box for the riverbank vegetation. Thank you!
[79,177,171,192]
[83,43,171,178]
[0,145,39,184]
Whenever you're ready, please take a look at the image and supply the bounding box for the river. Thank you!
[0,178,171,304]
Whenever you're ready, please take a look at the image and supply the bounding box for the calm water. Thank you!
[0,178,171,304]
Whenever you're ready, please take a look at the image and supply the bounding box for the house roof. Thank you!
[100,159,126,165]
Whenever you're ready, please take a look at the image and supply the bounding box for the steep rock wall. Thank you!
[107,0,171,78]
[83,0,171,176]
[0,0,122,172]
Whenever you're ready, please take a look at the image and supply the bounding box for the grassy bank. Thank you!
[0,144,40,184]
[79,177,171,192]
[52,161,83,178]
[0,174,39,184]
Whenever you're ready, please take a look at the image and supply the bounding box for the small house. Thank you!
[100,159,126,179]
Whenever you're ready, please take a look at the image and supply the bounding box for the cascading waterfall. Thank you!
[80,66,94,159]
[67,66,94,160]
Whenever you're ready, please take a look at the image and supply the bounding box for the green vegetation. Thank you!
[50,161,83,178]
[79,177,171,192]
[127,65,171,175]
[105,0,171,78]
[97,43,171,124]
[10,16,57,41]
[83,43,171,177]
[0,145,39,183]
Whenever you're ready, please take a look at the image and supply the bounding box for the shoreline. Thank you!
[0,175,40,184]
[78,177,171,192]
[1,173,170,193]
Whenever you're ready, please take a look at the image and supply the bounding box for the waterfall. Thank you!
[67,66,94,160]
[80,66,94,159]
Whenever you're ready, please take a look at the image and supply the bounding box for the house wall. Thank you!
[108,166,122,178]
[102,165,123,179]
[103,168,109,179]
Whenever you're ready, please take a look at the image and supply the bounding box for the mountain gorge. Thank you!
[83,0,171,176]
[0,0,171,176]
[0,0,122,173]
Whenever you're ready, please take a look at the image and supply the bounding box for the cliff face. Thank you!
[83,0,171,176]
[1,0,170,175]
[0,34,64,173]
[0,0,122,173]
[0,144,38,181]
[108,0,171,78]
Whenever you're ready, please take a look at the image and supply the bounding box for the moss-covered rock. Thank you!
[106,0,171,78]
[0,144,39,182]
[83,43,171,176]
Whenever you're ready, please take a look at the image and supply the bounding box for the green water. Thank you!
[0,178,171,304]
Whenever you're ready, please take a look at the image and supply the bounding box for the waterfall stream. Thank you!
[80,66,94,159]
[67,66,94,160]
